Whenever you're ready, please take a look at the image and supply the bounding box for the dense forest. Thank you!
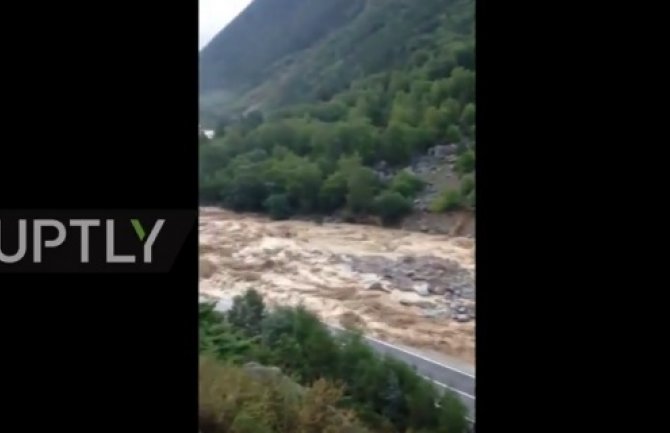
[199,0,475,221]
[199,290,469,433]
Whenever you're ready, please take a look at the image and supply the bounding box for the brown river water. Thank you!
[199,207,475,364]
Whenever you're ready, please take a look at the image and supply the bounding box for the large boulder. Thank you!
[412,281,430,296]
[243,362,305,397]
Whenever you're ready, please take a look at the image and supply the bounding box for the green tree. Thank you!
[389,93,422,126]
[264,193,293,220]
[265,153,323,213]
[461,102,475,126]
[199,303,258,362]
[199,141,233,178]
[373,191,413,224]
[230,409,274,433]
[441,98,462,125]
[406,380,440,429]
[319,171,348,212]
[240,110,264,133]
[422,106,448,139]
[446,67,475,104]
[390,171,425,198]
[311,101,347,122]
[455,42,475,69]
[380,123,412,166]
[426,55,457,80]
[455,149,475,175]
[310,124,340,158]
[336,121,379,164]
[214,117,231,138]
[436,392,469,433]
[228,289,266,337]
[446,125,462,143]
[346,167,378,214]
[285,161,323,213]
[224,171,269,211]
[379,371,406,429]
[301,326,340,382]
[337,153,364,175]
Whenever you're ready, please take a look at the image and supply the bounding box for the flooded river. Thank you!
[199,207,475,364]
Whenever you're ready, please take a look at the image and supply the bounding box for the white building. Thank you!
[198,125,215,140]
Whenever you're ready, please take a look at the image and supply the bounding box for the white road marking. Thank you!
[329,324,476,379]
[423,376,475,400]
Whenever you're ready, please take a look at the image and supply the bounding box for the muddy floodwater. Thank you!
[199,207,475,365]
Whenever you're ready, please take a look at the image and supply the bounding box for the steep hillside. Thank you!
[200,0,473,117]
[199,0,475,225]
[199,0,365,111]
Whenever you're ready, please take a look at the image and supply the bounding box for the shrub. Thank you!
[228,289,266,337]
[455,149,475,176]
[199,356,369,433]
[264,193,293,220]
[318,171,348,212]
[373,191,413,224]
[346,167,379,214]
[460,102,475,126]
[390,171,425,198]
[445,124,462,143]
[430,188,462,212]
[200,293,470,433]
[460,174,475,197]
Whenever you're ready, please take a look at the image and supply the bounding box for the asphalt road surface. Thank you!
[329,325,476,420]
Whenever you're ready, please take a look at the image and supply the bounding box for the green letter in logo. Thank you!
[130,219,146,241]
[130,218,165,263]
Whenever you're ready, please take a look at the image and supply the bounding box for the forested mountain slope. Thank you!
[201,0,473,118]
[199,0,475,224]
[199,0,365,97]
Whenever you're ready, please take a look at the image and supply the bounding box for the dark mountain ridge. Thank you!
[199,0,365,97]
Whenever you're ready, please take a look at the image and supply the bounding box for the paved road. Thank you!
[329,325,475,420]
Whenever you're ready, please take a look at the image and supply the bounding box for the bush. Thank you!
[318,171,348,212]
[437,392,469,433]
[445,124,462,143]
[264,193,293,220]
[467,189,475,209]
[455,149,475,176]
[200,294,470,433]
[228,289,266,337]
[346,167,379,214]
[390,171,425,198]
[224,172,269,212]
[461,102,475,126]
[373,191,413,224]
[199,356,368,433]
[430,188,462,212]
[460,174,475,197]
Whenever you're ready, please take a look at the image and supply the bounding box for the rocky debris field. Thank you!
[367,143,476,236]
[373,143,463,210]
[346,254,475,321]
[199,207,475,364]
